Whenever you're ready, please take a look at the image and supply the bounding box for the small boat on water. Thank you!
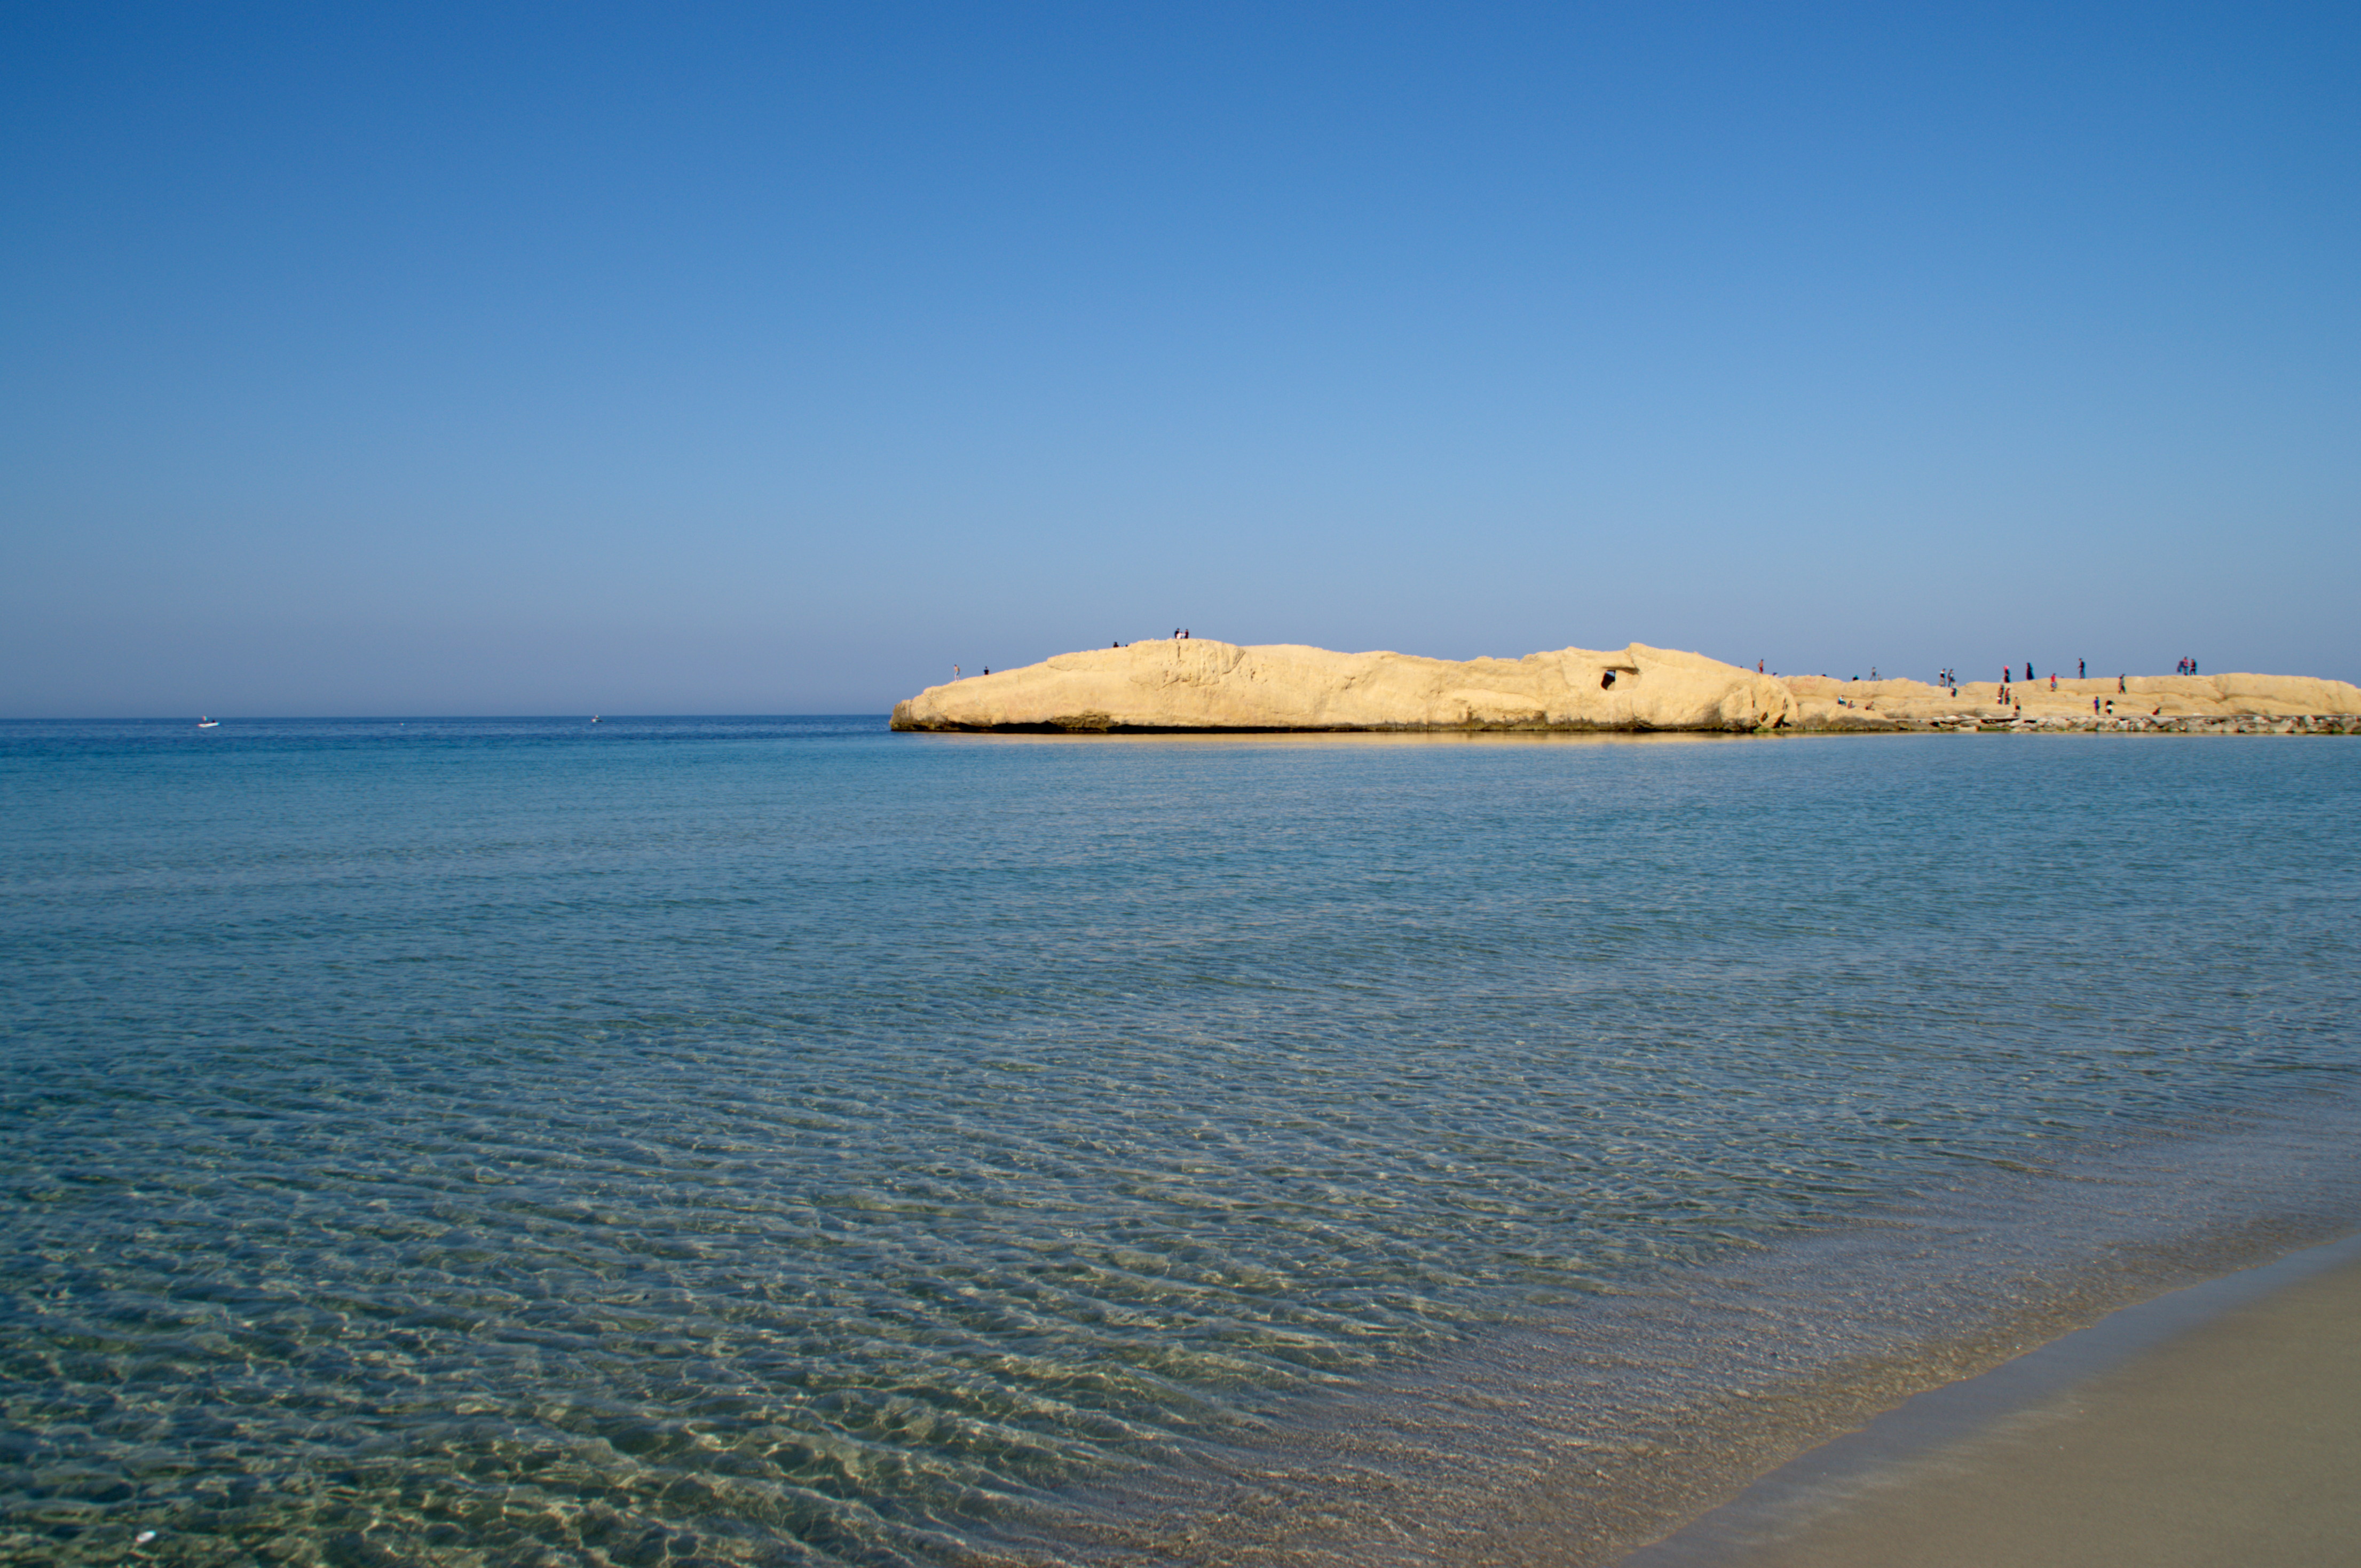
[196,717,219,728]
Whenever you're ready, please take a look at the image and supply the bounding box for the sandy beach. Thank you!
[1618,1232,2361,1568]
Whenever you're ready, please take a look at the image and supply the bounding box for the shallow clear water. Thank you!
[4,719,2357,1565]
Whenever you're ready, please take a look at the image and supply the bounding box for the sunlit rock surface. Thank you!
[1787,671,2361,732]
[893,642,2361,735]
[891,641,1798,732]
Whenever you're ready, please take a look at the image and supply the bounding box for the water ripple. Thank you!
[3,722,2357,1562]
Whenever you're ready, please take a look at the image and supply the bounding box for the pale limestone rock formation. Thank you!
[893,643,2361,735]
[890,640,1799,733]
[1786,671,2361,729]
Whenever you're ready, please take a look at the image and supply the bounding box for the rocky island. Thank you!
[889,640,2361,735]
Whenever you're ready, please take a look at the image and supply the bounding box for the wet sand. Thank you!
[1617,1232,2361,1568]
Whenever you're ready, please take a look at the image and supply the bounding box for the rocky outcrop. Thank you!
[894,643,2361,736]
[890,640,1799,733]
[1785,672,2361,731]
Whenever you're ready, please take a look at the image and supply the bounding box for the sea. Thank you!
[4,717,2358,1567]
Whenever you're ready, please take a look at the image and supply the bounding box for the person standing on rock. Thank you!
[2079,659,2086,678]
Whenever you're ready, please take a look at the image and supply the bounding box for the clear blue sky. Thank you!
[6,2,2355,715]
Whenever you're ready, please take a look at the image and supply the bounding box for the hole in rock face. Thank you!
[1600,670,1617,689]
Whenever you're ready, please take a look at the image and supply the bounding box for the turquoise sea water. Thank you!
[4,719,2358,1566]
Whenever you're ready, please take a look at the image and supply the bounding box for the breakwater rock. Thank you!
[1786,672,2361,732]
[891,642,1800,732]
[893,642,2361,735]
